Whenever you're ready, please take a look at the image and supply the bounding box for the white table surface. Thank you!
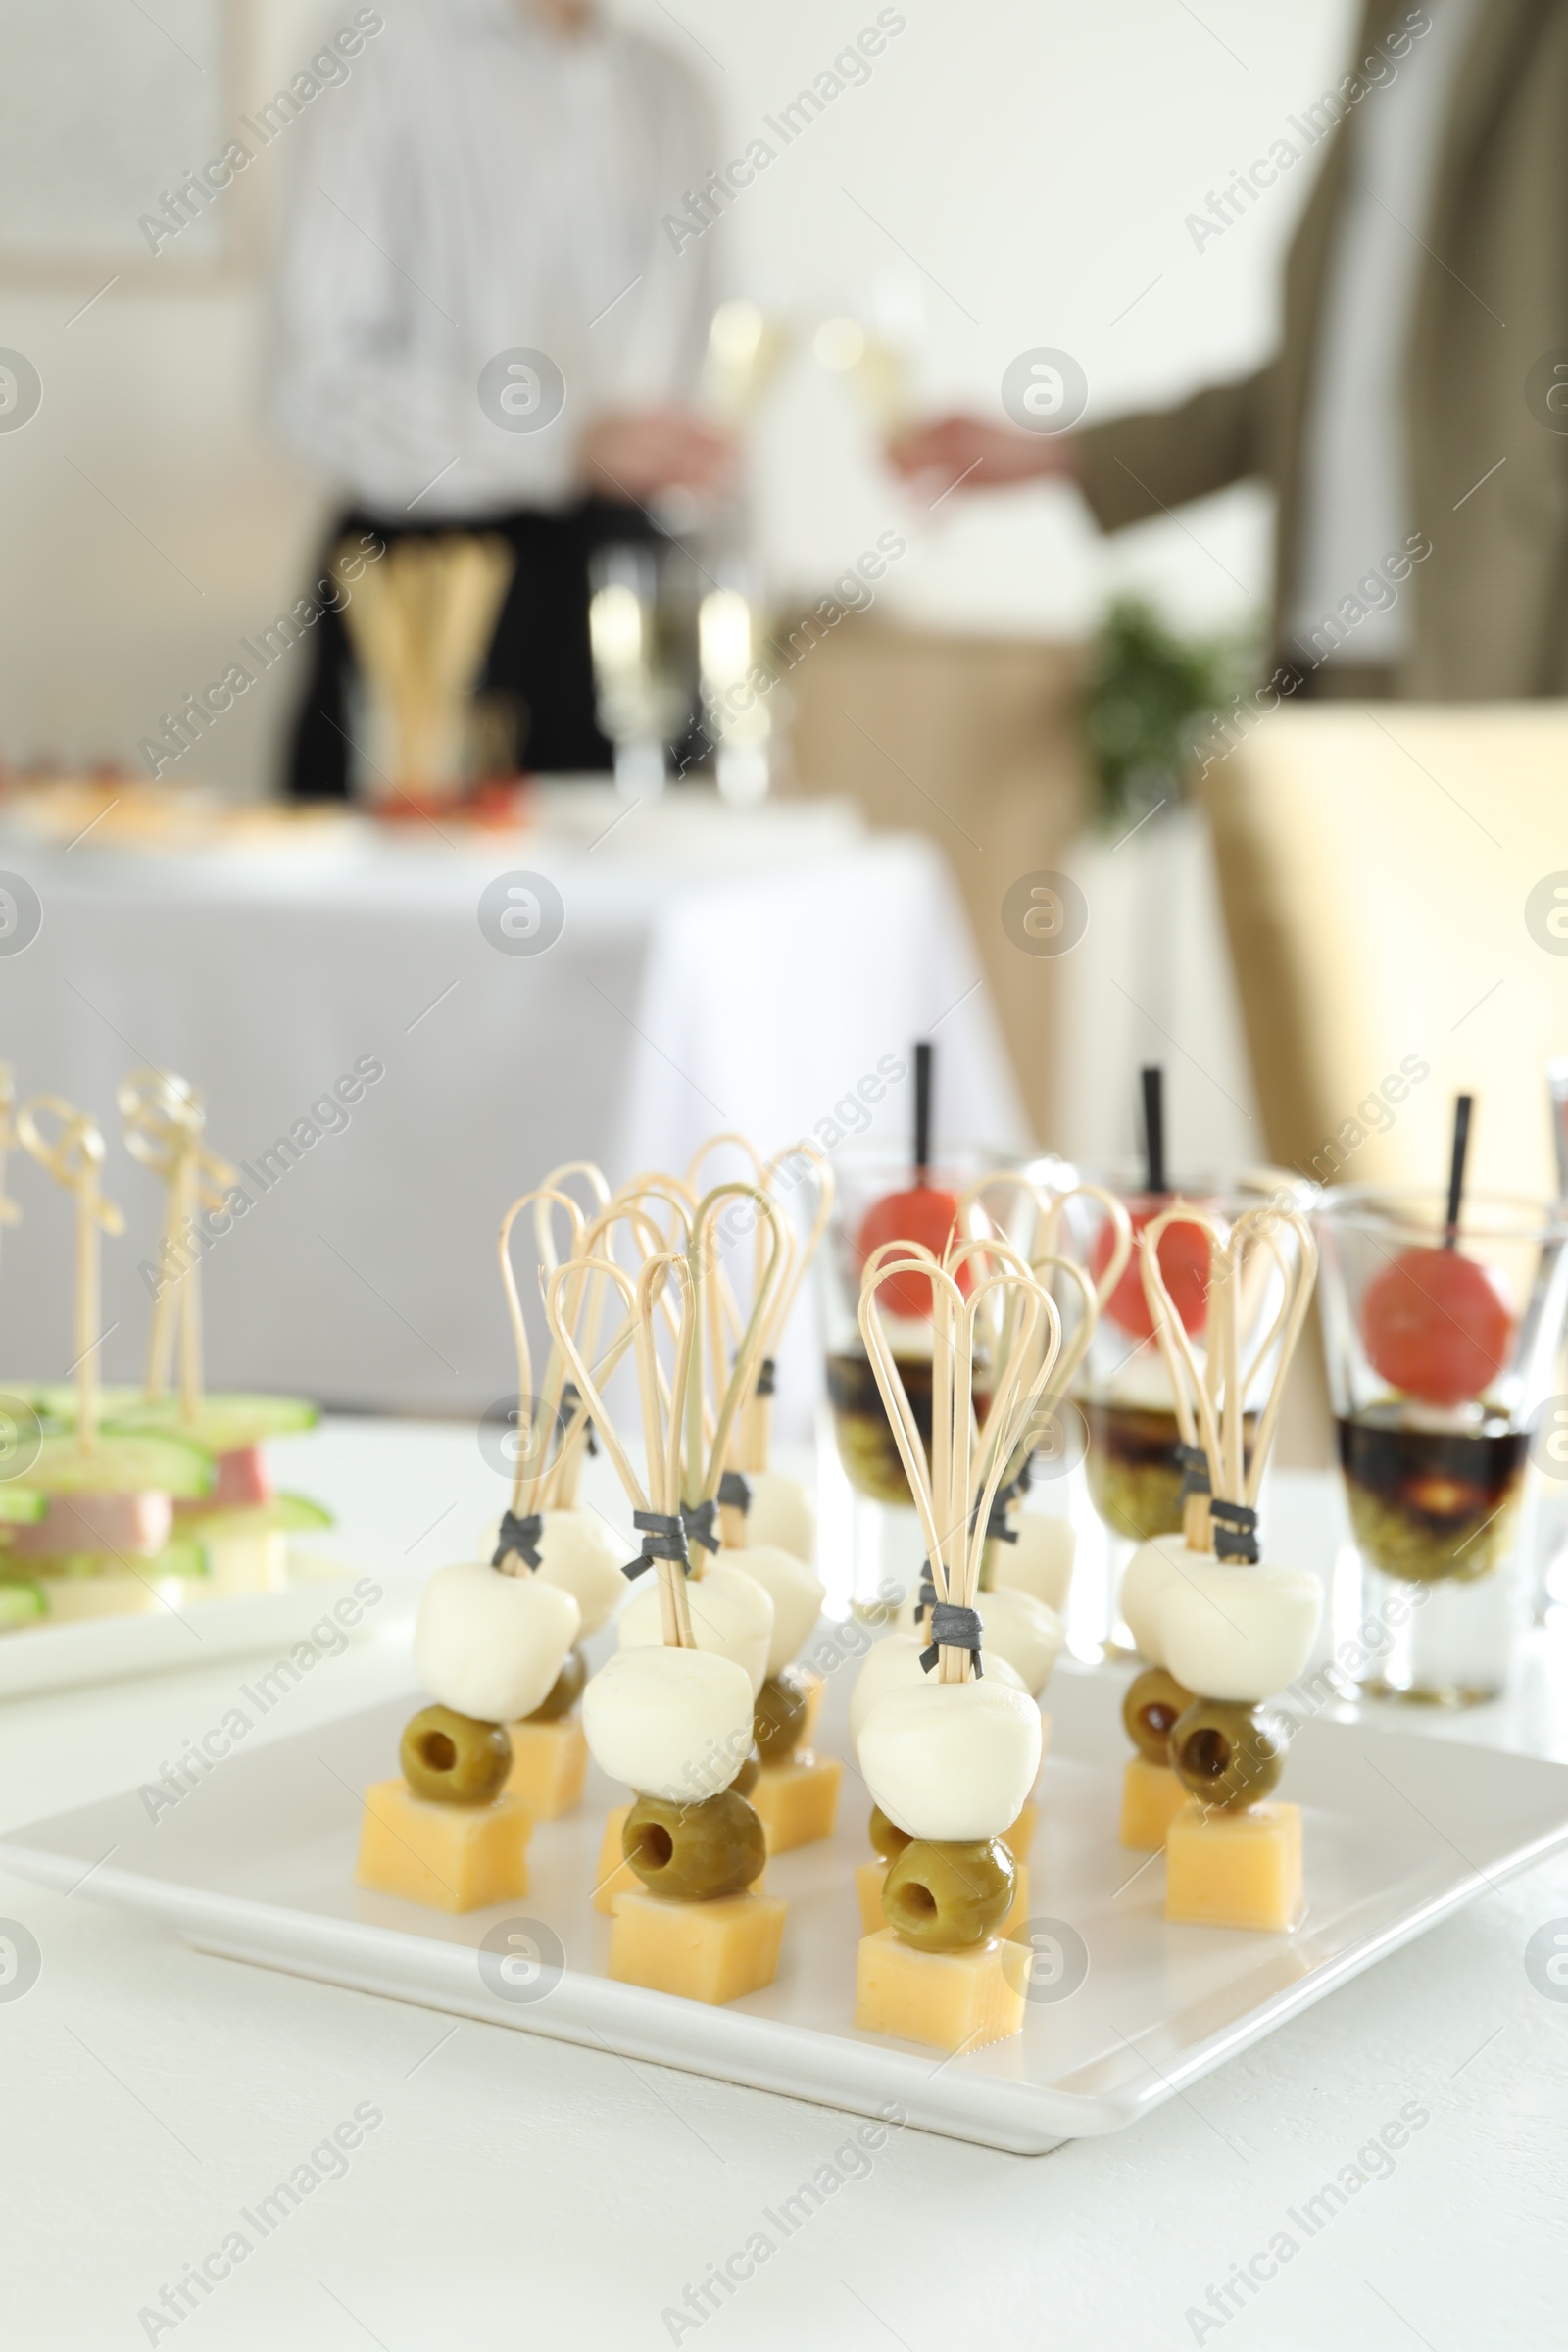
[0,795,1023,1432]
[2,1419,1565,2352]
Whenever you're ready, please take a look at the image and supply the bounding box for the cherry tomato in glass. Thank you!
[1092,1199,1211,1340]
[858,1187,968,1319]
[1361,1246,1514,1407]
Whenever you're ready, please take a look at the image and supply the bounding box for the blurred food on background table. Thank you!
[0,795,1021,1425]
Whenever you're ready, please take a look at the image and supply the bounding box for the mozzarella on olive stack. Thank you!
[400,1561,582,1805]
[617,1555,775,1695]
[583,1643,767,1899]
[857,1678,1043,1950]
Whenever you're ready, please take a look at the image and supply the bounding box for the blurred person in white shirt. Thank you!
[270,0,731,794]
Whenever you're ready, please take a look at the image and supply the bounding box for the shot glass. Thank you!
[1316,1186,1568,1704]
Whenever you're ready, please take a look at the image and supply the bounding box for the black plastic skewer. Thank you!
[913,1040,932,1185]
[1142,1065,1166,1196]
[1444,1093,1473,1248]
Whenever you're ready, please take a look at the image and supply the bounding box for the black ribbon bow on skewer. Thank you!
[717,1470,752,1515]
[1175,1443,1211,1501]
[919,1602,985,1677]
[622,1509,692,1581]
[1209,1498,1259,1564]
[492,1509,544,1571]
[681,1498,721,1555]
[561,1378,597,1456]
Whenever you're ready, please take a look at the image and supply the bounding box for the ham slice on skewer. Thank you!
[9,1491,174,1560]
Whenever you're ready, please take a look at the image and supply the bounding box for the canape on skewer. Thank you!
[851,1245,1059,2051]
[673,1171,842,1854]
[1118,1204,1322,1929]
[550,1240,787,2004]
[356,1554,579,1913]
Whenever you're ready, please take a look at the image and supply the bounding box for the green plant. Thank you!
[1082,597,1243,833]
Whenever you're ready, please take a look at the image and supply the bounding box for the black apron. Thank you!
[285,496,662,798]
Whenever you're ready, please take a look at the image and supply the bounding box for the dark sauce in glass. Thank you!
[827,1351,990,1506]
[1337,1404,1526,1583]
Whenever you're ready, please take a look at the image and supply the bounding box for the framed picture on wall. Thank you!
[0,0,256,283]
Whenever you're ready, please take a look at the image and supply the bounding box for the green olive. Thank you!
[732,1751,760,1797]
[1170,1697,1288,1809]
[754,1667,809,1764]
[623,1788,765,1899]
[527,1645,586,1723]
[868,1804,911,1862]
[1122,1665,1197,1764]
[400,1704,512,1806]
[882,1838,1015,1951]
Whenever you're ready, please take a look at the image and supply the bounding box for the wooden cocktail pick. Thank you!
[118,1068,237,1420]
[16,1097,125,1454]
[860,1248,1059,1683]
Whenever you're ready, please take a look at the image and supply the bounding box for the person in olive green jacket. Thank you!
[890,0,1568,702]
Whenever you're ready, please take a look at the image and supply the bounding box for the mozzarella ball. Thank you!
[1119,1532,1191,1665]
[849,1633,1028,1750]
[745,1470,814,1564]
[859,1679,1043,1841]
[1157,1560,1323,1703]
[476,1509,628,1638]
[618,1559,774,1695]
[994,1514,1076,1615]
[719,1544,824,1678]
[582,1644,756,1802]
[975,1589,1064,1695]
[415,1563,580,1723]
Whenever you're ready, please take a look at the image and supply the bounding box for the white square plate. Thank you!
[3,1662,1564,2153]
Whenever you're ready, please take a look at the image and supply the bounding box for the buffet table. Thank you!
[0,795,1023,1425]
[0,1419,1562,2350]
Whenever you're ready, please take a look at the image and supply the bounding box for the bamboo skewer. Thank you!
[17,1098,125,1455]
[546,1250,698,1649]
[118,1069,236,1421]
[860,1254,1060,1683]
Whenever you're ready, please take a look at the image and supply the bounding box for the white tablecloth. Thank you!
[0,798,1023,1421]
[0,1421,1564,2350]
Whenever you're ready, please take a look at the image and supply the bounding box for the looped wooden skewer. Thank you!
[541,1199,676,1509]
[545,1250,698,1647]
[1141,1201,1316,1541]
[685,1184,786,1544]
[1233,1206,1317,1508]
[1140,1203,1230,1516]
[859,1252,1058,1681]
[118,1068,236,1411]
[497,1186,588,1525]
[17,1096,125,1455]
[1039,1182,1134,1316]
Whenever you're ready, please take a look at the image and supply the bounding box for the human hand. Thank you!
[885,414,1076,496]
[578,408,737,501]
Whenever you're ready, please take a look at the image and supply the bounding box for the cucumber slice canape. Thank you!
[111,1394,319,1454]
[28,1431,215,1498]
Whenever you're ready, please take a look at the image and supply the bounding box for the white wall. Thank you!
[0,0,1356,795]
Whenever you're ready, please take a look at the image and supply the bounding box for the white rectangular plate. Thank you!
[3,1662,1564,2152]
[0,1555,397,1701]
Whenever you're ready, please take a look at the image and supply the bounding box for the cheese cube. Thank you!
[355,1778,531,1914]
[857,1858,1032,1941]
[855,1857,889,1936]
[750,1750,842,1854]
[854,1928,1028,2052]
[999,1798,1038,1864]
[1165,1799,1303,1932]
[592,1803,639,1916]
[608,1887,787,2004]
[1120,1757,1188,1851]
[506,1714,588,1821]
